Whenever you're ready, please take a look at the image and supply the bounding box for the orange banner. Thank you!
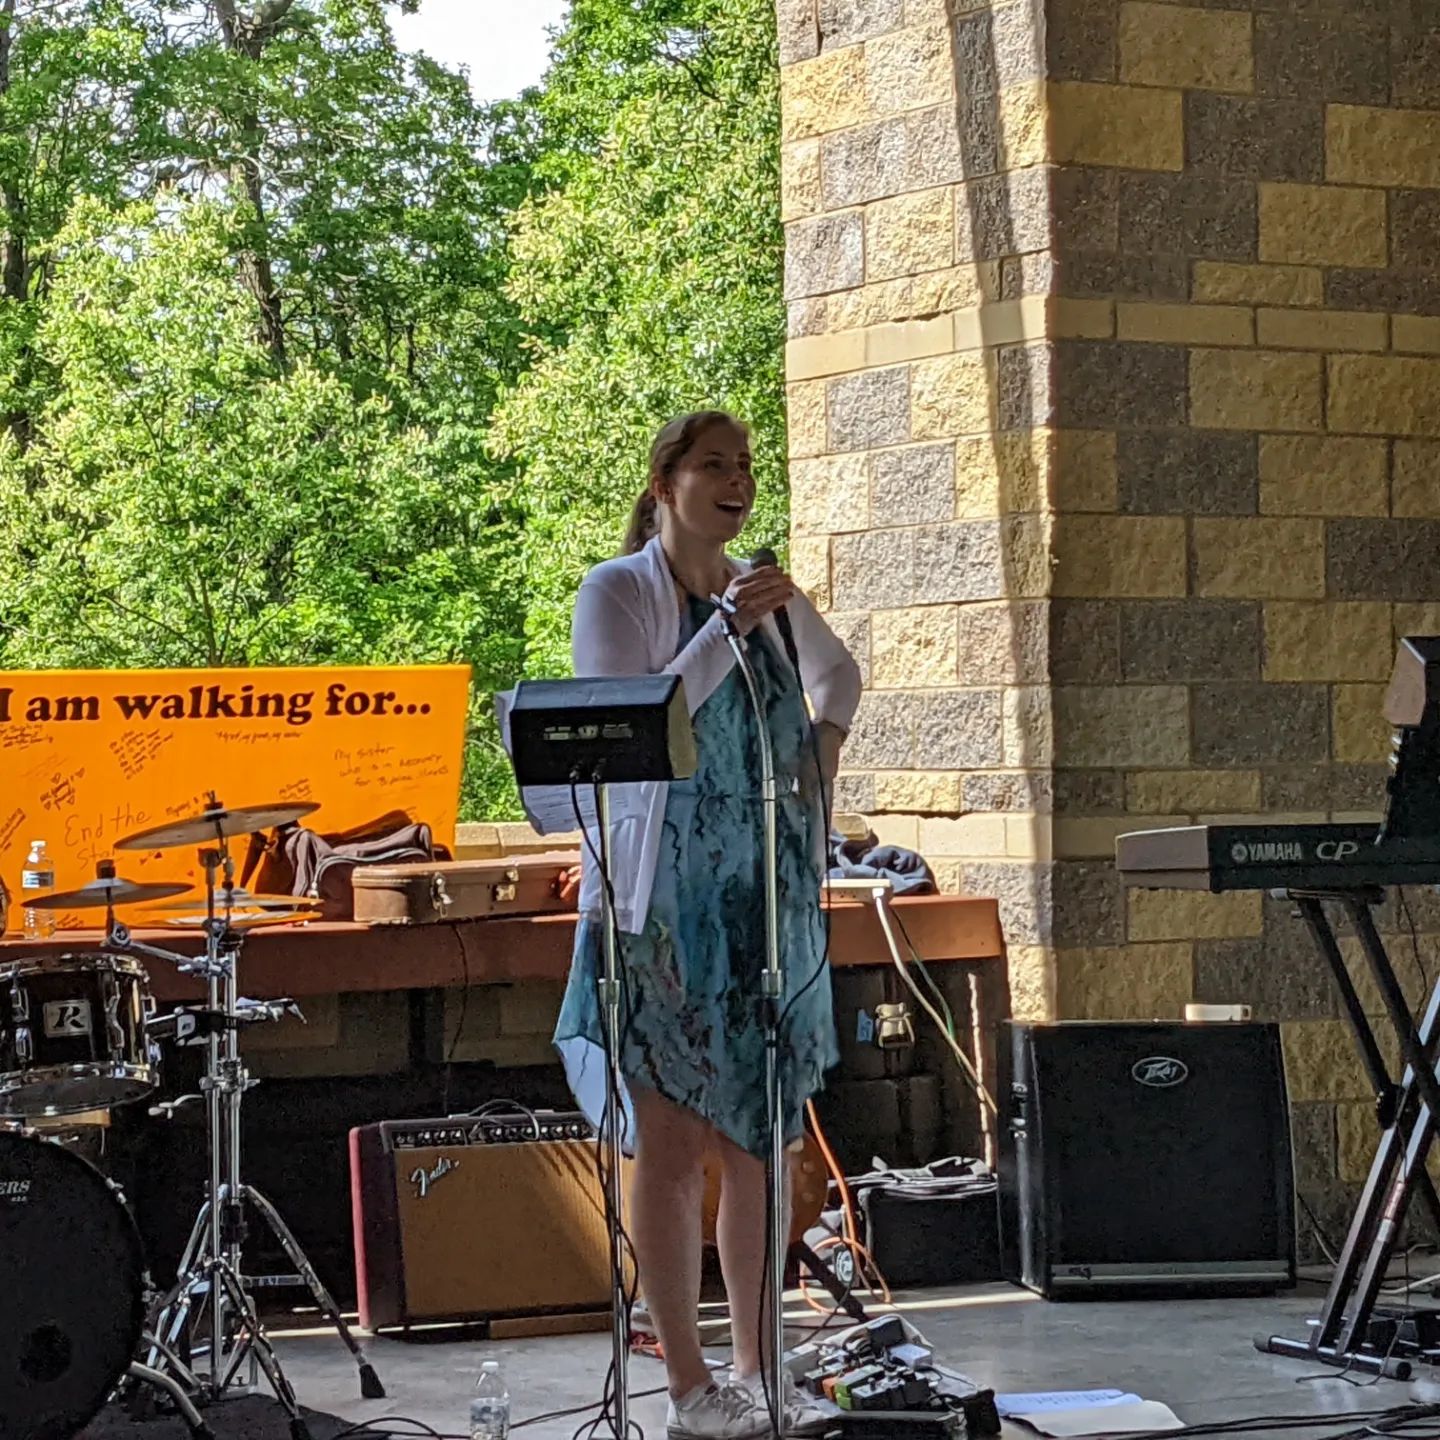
[0,666,470,931]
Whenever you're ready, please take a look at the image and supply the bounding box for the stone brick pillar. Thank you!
[780,0,1060,1019]
[779,0,1440,1231]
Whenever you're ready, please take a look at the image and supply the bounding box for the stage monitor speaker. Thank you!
[350,1111,620,1332]
[998,1021,1295,1298]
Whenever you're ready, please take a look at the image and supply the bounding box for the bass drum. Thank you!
[0,1130,145,1440]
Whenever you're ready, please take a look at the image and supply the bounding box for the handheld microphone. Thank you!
[751,547,801,674]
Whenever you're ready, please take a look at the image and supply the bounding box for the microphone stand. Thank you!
[592,773,631,1440]
[713,596,787,1437]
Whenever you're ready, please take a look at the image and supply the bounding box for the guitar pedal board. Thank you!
[788,1317,1000,1437]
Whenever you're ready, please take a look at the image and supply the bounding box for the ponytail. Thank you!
[622,490,659,555]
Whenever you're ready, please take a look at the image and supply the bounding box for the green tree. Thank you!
[0,2,541,817]
[492,0,787,680]
[0,0,791,822]
[0,198,525,814]
[0,0,174,445]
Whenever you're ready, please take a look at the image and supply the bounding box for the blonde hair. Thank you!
[621,410,746,555]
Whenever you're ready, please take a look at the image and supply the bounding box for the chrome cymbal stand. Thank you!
[108,836,382,1427]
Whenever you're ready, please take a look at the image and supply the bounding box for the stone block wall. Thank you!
[781,0,1063,1019]
[778,0,1440,1233]
[1042,0,1440,1235]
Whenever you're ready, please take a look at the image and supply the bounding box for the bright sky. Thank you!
[390,0,571,104]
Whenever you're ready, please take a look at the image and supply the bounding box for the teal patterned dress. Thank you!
[554,594,837,1159]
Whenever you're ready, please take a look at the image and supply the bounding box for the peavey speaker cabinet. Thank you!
[350,1111,616,1332]
[998,1021,1296,1298]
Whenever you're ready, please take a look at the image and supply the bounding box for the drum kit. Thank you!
[0,795,385,1440]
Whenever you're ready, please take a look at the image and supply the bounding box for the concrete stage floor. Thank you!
[257,1280,1432,1440]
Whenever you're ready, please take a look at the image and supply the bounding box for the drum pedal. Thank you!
[245,1272,306,1290]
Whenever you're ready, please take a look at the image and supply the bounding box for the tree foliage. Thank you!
[0,197,522,668]
[0,0,533,815]
[0,0,786,819]
[491,0,786,679]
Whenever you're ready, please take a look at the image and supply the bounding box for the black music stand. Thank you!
[507,674,696,1438]
[1259,638,1440,1377]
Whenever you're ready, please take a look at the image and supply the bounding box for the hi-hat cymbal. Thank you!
[164,910,313,931]
[26,877,194,911]
[116,802,320,852]
[152,890,322,913]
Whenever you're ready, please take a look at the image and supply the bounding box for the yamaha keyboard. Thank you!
[1116,823,1440,893]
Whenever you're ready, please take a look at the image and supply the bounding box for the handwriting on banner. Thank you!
[109,730,174,781]
[0,666,470,930]
[40,768,85,812]
[1,725,51,752]
[334,744,453,792]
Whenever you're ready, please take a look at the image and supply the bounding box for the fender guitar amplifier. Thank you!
[350,1110,615,1331]
[998,1021,1295,1298]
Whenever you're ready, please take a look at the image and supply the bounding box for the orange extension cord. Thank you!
[802,1100,892,1314]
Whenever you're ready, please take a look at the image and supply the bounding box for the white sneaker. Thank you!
[667,1381,771,1440]
[733,1370,831,1437]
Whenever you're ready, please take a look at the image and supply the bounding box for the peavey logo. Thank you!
[0,1178,32,1201]
[1132,1056,1188,1089]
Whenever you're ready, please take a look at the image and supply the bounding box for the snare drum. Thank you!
[0,954,157,1116]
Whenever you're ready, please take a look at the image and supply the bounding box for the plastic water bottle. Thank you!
[22,840,56,940]
[470,1360,510,1440]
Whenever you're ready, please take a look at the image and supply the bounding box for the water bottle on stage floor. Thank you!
[470,1359,511,1440]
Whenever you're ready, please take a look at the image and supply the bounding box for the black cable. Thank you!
[775,715,835,1034]
[1399,888,1429,998]
[572,780,643,1440]
[1297,1189,1342,1267]
[331,1418,454,1439]
[891,904,958,1032]
[440,924,474,1117]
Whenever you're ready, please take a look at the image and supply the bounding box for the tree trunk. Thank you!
[0,0,31,448]
[0,0,22,307]
[213,0,296,370]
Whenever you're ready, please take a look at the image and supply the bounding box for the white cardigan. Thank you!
[571,534,863,932]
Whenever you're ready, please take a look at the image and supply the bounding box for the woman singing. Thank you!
[555,411,862,1438]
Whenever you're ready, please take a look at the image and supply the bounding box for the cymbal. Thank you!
[116,802,320,851]
[152,890,322,913]
[26,877,194,911]
[164,910,313,931]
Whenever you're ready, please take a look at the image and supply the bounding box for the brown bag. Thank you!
[241,811,447,919]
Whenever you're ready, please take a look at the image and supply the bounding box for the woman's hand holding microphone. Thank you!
[719,564,795,636]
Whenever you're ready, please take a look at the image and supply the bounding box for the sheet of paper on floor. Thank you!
[1009,1400,1184,1436]
[996,1391,1141,1416]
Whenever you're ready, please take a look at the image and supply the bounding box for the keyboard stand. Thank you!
[1258,885,1440,1378]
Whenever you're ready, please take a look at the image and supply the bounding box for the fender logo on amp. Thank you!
[410,1156,459,1199]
